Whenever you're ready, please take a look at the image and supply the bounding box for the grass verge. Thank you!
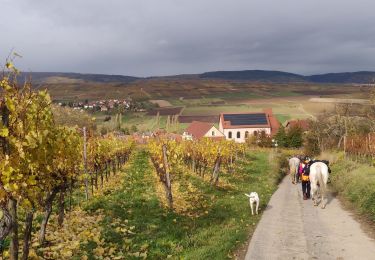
[328,152,375,222]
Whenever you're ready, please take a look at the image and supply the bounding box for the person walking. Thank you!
[301,157,311,200]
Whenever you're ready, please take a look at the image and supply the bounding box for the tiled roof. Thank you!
[269,115,280,136]
[186,121,214,138]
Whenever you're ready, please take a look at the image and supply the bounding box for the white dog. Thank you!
[245,192,259,215]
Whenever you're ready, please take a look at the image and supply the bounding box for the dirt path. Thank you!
[244,176,375,260]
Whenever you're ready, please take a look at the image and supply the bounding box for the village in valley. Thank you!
[57,98,146,112]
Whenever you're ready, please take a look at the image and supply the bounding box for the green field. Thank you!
[182,104,260,116]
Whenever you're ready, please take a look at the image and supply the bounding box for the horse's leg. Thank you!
[290,164,295,184]
[318,168,328,209]
[295,163,300,183]
[321,190,326,209]
[320,181,327,209]
[311,183,318,206]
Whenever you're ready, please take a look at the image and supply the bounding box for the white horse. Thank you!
[309,162,329,209]
[288,157,300,184]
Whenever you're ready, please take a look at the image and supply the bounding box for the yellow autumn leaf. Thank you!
[0,127,8,137]
[28,249,38,259]
[5,62,13,69]
[94,247,105,256]
[62,249,73,258]
[108,247,116,256]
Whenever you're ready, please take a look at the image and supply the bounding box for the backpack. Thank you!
[301,174,310,182]
[301,163,310,181]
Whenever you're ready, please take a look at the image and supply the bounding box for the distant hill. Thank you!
[19,72,139,84]
[306,71,375,84]
[19,70,375,85]
[199,70,306,83]
[199,70,375,83]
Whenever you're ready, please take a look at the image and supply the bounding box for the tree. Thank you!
[287,125,303,148]
[275,126,288,147]
[304,131,321,156]
[257,131,272,147]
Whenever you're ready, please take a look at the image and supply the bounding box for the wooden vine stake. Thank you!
[162,144,173,209]
[83,127,89,200]
[211,148,222,186]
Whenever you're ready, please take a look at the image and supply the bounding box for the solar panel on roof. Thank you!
[223,113,268,125]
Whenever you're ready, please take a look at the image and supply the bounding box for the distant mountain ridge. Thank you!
[20,70,375,84]
[19,72,139,84]
[200,70,375,83]
[200,70,305,82]
[306,71,375,84]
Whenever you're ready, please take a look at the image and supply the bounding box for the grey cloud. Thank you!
[1,0,375,76]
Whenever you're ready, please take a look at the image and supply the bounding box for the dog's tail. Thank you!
[244,193,251,198]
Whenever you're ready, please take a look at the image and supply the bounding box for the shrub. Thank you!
[287,125,303,148]
[303,132,321,156]
[275,126,288,147]
[121,127,130,135]
[100,127,108,136]
[131,125,138,133]
[257,132,272,147]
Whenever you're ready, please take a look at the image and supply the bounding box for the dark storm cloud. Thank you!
[1,0,375,76]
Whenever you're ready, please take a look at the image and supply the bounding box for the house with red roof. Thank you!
[219,108,280,143]
[183,121,225,140]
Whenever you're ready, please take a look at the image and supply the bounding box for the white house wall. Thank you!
[219,117,224,133]
[204,126,225,137]
[222,127,271,143]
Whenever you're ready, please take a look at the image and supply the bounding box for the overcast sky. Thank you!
[1,0,375,77]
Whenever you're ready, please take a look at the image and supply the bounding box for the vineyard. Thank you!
[148,138,247,209]
[0,67,135,259]
[345,133,375,159]
[0,63,288,259]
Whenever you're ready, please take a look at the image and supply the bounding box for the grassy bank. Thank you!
[329,153,375,222]
[70,148,283,259]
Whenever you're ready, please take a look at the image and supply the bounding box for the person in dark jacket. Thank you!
[301,157,312,200]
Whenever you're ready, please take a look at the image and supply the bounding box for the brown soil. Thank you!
[146,107,183,116]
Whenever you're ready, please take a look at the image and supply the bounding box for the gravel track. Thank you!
[245,176,375,260]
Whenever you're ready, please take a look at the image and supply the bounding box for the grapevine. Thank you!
[148,137,248,208]
[0,63,135,259]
